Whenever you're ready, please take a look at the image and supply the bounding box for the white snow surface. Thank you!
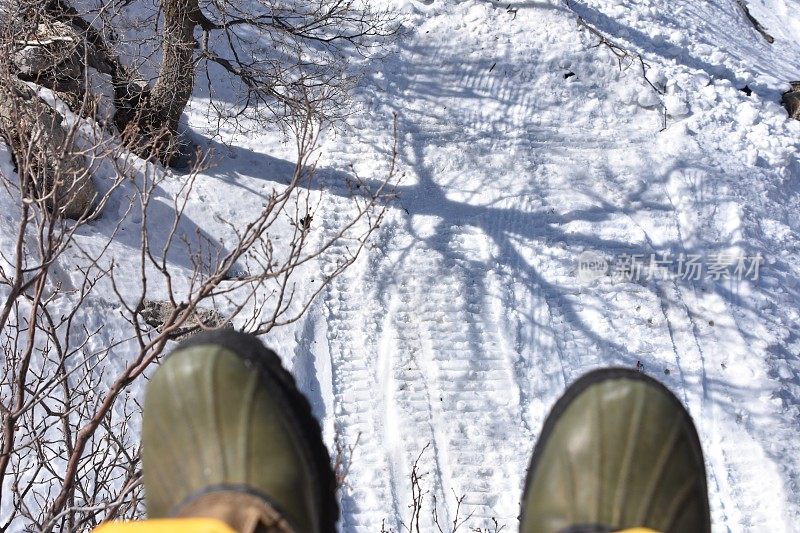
[3,0,800,531]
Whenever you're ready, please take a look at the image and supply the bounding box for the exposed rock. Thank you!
[0,79,97,219]
[782,81,800,120]
[12,23,81,77]
[138,299,230,340]
[12,22,84,102]
[736,0,775,44]
[13,45,59,77]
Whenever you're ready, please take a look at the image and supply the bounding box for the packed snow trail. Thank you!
[0,0,798,529]
[267,0,800,531]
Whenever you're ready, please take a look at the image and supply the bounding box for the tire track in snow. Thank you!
[421,227,519,522]
[384,223,529,528]
[317,203,397,532]
[602,163,788,530]
[656,169,789,530]
[307,0,798,528]
[317,210,534,530]
[382,243,448,532]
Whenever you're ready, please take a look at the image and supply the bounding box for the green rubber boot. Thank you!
[142,330,338,532]
[520,368,710,533]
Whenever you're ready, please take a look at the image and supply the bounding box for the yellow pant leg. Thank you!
[94,518,236,533]
[95,520,660,533]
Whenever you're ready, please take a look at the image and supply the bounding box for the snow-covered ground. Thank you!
[286,0,800,530]
[3,0,800,530]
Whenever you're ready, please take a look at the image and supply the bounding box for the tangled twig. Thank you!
[575,16,667,131]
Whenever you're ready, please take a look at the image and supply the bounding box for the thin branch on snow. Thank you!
[573,15,668,131]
